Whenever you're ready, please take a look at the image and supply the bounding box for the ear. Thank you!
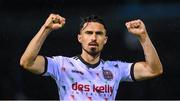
[103,36,108,45]
[77,34,82,43]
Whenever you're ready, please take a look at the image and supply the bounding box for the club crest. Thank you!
[103,70,113,81]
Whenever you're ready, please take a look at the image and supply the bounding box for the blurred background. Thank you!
[0,0,180,100]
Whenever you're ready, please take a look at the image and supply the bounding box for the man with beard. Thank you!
[20,14,163,100]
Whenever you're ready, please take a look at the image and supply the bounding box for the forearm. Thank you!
[20,25,51,67]
[139,34,163,74]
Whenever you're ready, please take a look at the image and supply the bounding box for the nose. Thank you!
[91,33,97,41]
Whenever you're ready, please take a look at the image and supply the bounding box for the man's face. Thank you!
[78,22,108,56]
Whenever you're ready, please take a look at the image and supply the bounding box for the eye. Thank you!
[85,31,93,35]
[96,31,104,35]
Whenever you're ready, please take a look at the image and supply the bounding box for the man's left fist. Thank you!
[125,19,147,37]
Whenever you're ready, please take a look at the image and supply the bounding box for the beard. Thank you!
[82,47,100,56]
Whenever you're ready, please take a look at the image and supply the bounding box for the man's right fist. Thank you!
[43,14,65,30]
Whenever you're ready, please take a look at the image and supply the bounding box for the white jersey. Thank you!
[42,55,135,101]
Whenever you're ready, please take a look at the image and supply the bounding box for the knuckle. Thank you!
[50,14,54,16]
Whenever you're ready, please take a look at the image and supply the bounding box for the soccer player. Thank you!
[20,14,163,100]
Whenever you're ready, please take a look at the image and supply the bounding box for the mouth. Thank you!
[88,42,98,46]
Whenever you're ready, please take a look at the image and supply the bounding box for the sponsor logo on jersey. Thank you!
[72,82,113,94]
[103,70,113,81]
[71,70,84,75]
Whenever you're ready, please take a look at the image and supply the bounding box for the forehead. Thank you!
[81,22,106,32]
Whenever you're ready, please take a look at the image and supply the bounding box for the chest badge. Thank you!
[103,70,113,81]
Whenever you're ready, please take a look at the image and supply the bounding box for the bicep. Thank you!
[134,61,157,81]
[28,55,45,74]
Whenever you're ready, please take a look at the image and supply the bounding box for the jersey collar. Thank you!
[77,55,100,69]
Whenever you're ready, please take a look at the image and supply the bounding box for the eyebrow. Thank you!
[85,31,93,34]
[84,31,105,35]
[95,31,104,35]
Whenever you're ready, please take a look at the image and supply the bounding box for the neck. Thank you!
[81,50,100,65]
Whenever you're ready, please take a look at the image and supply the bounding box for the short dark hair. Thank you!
[80,15,108,35]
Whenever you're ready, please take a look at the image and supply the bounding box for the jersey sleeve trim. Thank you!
[40,56,48,76]
[130,62,136,81]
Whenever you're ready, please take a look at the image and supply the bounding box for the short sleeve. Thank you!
[41,56,63,80]
[117,61,136,82]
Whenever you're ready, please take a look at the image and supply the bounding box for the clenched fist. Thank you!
[125,19,148,39]
[43,14,65,30]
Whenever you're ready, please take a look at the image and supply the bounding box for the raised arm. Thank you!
[125,19,163,81]
[20,14,65,74]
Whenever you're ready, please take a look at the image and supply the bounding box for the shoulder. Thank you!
[45,55,77,64]
[103,60,126,66]
[102,60,132,69]
[51,55,80,63]
[48,55,76,60]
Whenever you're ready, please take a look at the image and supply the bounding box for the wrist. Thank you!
[138,32,149,43]
[42,25,53,33]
